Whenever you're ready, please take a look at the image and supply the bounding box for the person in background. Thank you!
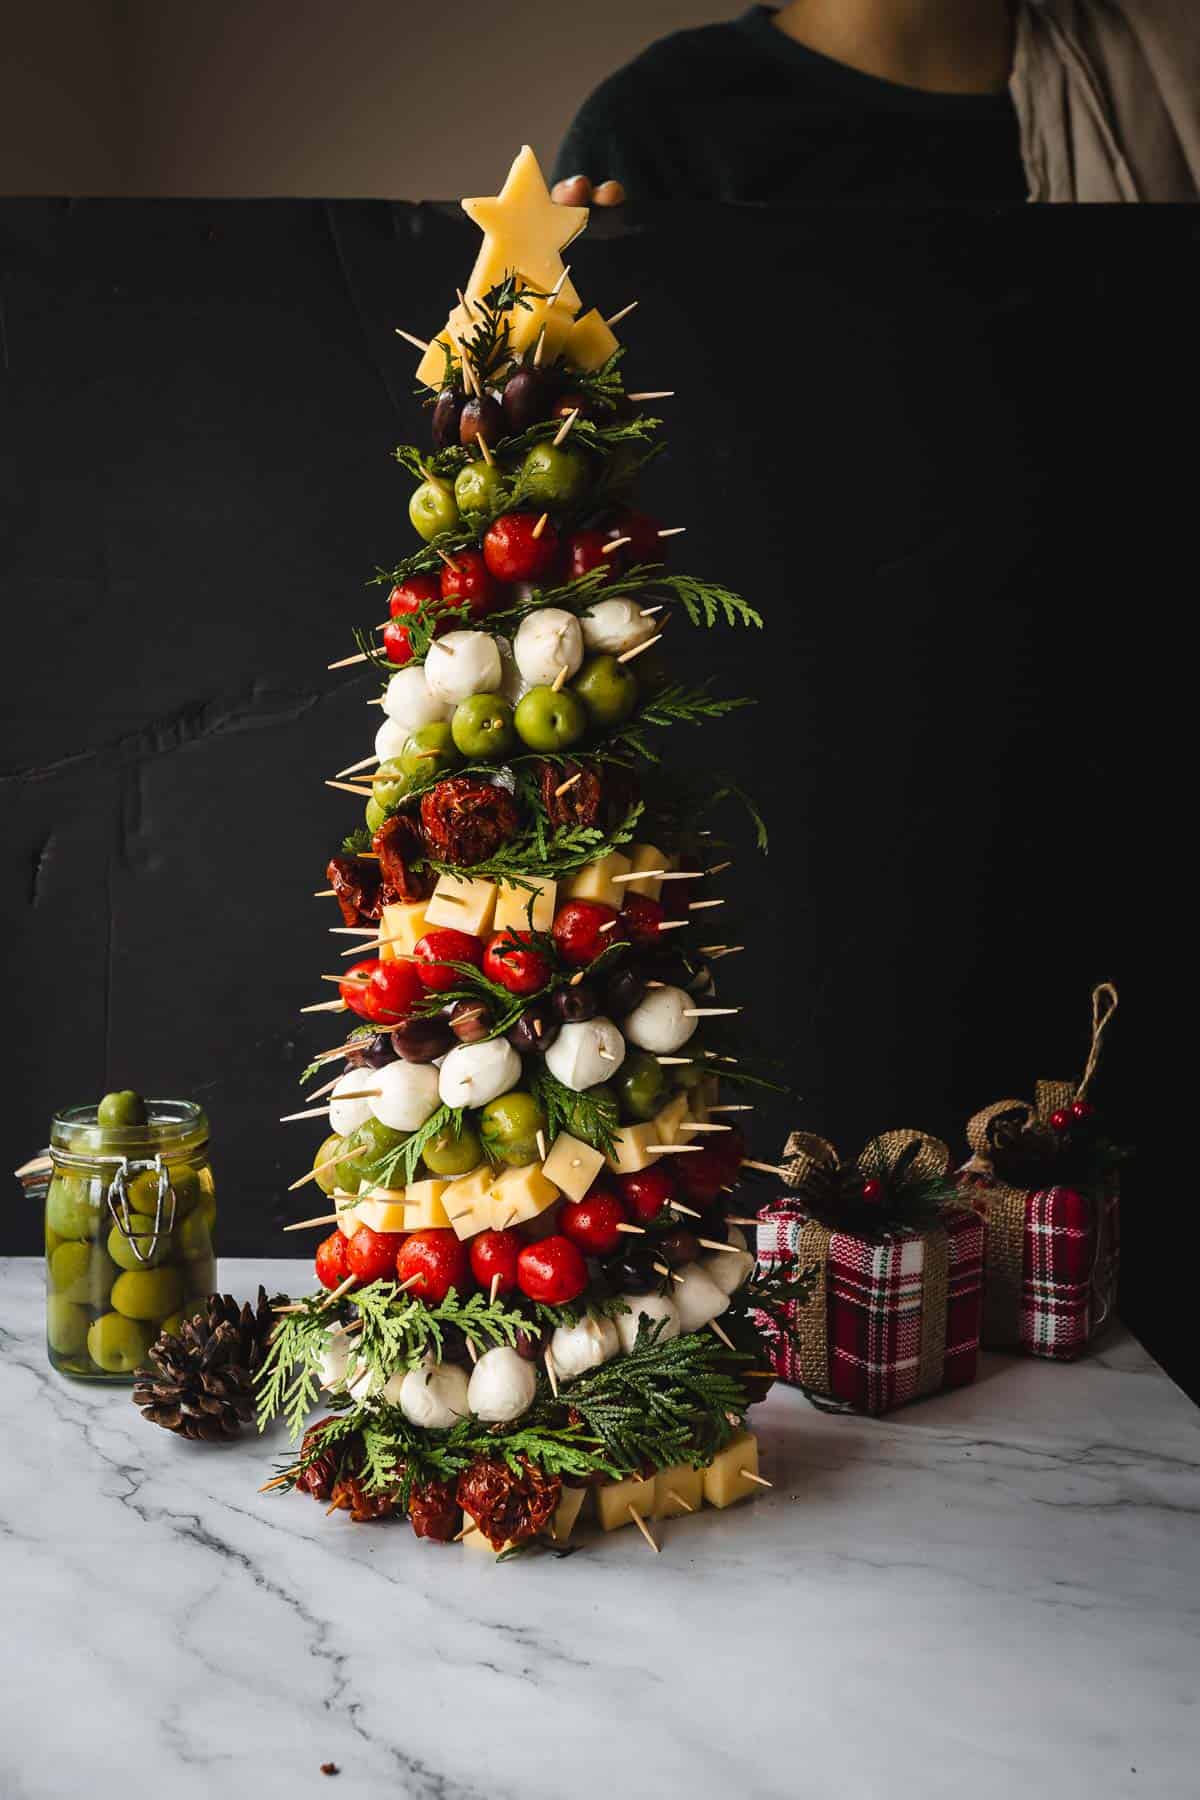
[551,0,1199,206]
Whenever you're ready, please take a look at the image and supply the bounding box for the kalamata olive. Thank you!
[431,387,465,451]
[507,998,560,1055]
[391,1014,455,1063]
[553,982,599,1024]
[345,1032,395,1070]
[687,958,716,997]
[448,998,493,1043]
[604,967,647,1017]
[438,1324,471,1367]
[459,394,504,449]
[640,951,693,990]
[502,366,555,434]
[552,390,591,421]
[612,1256,655,1295]
[658,1229,700,1267]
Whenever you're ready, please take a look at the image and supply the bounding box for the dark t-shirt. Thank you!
[553,6,1027,208]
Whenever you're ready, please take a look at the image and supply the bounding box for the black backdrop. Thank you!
[0,199,1171,1381]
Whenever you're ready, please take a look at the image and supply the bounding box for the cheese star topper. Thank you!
[461,144,585,311]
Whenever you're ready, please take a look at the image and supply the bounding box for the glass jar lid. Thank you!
[50,1099,209,1165]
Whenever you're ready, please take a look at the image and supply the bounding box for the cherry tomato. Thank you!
[395,1229,473,1304]
[560,1185,628,1256]
[345,1224,407,1285]
[469,1228,522,1295]
[676,1145,728,1206]
[710,1126,747,1181]
[483,511,560,583]
[315,1230,351,1290]
[363,958,425,1026]
[482,929,552,996]
[607,509,662,565]
[552,899,619,968]
[564,528,613,584]
[340,957,382,1022]
[384,575,447,667]
[619,893,665,945]
[517,1235,588,1305]
[440,548,500,620]
[413,927,483,993]
[619,1165,676,1224]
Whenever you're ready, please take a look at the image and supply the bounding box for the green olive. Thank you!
[45,1222,63,1256]
[454,460,505,517]
[409,477,460,542]
[513,685,588,753]
[47,1296,91,1357]
[573,653,638,728]
[314,1133,343,1196]
[421,1123,484,1178]
[107,1219,175,1272]
[615,1050,670,1123]
[87,1312,153,1373]
[451,694,516,761]
[479,1091,548,1167]
[371,756,411,812]
[51,1240,118,1306]
[126,1168,169,1216]
[177,1210,213,1262]
[164,1164,201,1216]
[365,796,389,834]
[519,443,590,506]
[560,1081,619,1143]
[45,1174,100,1241]
[400,722,460,782]
[110,1266,184,1322]
[97,1090,148,1129]
[338,1118,406,1194]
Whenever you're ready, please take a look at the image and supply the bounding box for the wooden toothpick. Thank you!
[626,390,674,402]
[319,1275,357,1310]
[616,634,662,665]
[544,1348,559,1398]
[336,753,379,777]
[553,771,582,798]
[602,536,631,556]
[552,407,580,447]
[743,1159,786,1177]
[627,1506,660,1553]
[606,301,638,327]
[531,512,549,540]
[740,1470,773,1489]
[328,651,370,671]
[394,327,430,353]
[708,1318,737,1351]
[664,1489,694,1513]
[615,1221,647,1235]
[283,1214,339,1232]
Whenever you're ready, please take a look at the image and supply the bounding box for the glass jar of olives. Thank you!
[44,1095,216,1381]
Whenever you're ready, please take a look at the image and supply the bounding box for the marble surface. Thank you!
[2,1257,1198,1800]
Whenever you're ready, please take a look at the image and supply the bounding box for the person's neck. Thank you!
[771,0,1014,94]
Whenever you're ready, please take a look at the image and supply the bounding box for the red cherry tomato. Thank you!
[710,1126,747,1181]
[440,548,500,620]
[619,893,665,945]
[619,1166,676,1224]
[483,511,560,583]
[315,1230,351,1290]
[340,957,382,1022]
[676,1145,728,1206]
[560,1185,629,1257]
[552,899,619,968]
[362,958,425,1025]
[607,509,662,565]
[517,1235,588,1305]
[384,575,447,667]
[413,928,483,993]
[469,1228,522,1295]
[345,1224,407,1285]
[395,1229,473,1304]
[482,929,552,996]
[564,528,613,584]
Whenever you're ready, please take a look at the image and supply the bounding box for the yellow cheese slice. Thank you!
[442,1165,496,1241]
[351,1190,413,1235]
[549,1485,589,1543]
[605,1122,661,1175]
[540,1132,605,1203]
[562,850,633,909]
[461,1517,518,1556]
[652,1093,690,1146]
[378,901,429,962]
[488,1163,559,1230]
[401,1179,451,1230]
[493,874,557,935]
[596,1473,656,1532]
[564,307,619,373]
[702,1430,761,1509]
[461,147,585,309]
[415,301,475,388]
[622,842,671,902]
[505,291,577,364]
[423,873,498,936]
[654,1462,705,1519]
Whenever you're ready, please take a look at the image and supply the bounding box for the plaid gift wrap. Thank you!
[755,1130,984,1414]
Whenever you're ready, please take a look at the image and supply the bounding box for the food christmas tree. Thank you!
[256,147,804,1554]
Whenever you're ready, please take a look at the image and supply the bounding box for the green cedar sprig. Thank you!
[529,1068,621,1159]
[255,1295,332,1438]
[350,1280,527,1378]
[340,827,373,856]
[610,684,755,763]
[497,412,662,464]
[393,444,471,481]
[354,1103,467,1192]
[420,800,644,885]
[564,347,627,408]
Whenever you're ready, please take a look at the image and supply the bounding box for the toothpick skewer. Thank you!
[552,407,580,448]
[689,899,725,910]
[626,390,674,402]
[544,1348,559,1398]
[328,651,370,671]
[740,1471,773,1489]
[699,1237,743,1254]
[743,1160,787,1177]
[476,432,493,466]
[655,1055,693,1065]
[319,1275,357,1310]
[326,780,375,798]
[617,634,662,665]
[283,1214,339,1232]
[606,301,638,327]
[489,1273,501,1305]
[300,1000,349,1015]
[554,771,582,798]
[601,536,631,556]
[709,1318,737,1351]
[336,753,379,777]
[667,1200,702,1219]
[627,1506,660,1553]
[551,664,569,692]
[682,1007,740,1018]
[647,1143,704,1155]
[657,526,687,539]
[314,889,337,898]
[709,1104,753,1113]
[724,1216,762,1227]
[679,1122,732,1133]
[531,512,549,540]
[657,919,691,931]
[395,327,430,354]
[615,1222,647,1235]
[287,1143,361,1191]
[535,1129,547,1162]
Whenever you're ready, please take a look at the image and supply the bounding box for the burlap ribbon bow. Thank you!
[776,1128,955,1403]
[964,982,1119,1346]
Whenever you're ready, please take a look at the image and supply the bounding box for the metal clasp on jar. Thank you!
[106,1155,178,1262]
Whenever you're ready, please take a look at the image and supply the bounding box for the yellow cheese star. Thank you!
[461,145,585,312]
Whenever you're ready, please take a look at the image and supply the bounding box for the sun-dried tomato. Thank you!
[420,778,520,867]
[538,759,603,831]
[456,1453,562,1550]
[295,1418,353,1502]
[326,857,383,928]
[373,813,434,903]
[407,1475,459,1542]
[327,1472,402,1523]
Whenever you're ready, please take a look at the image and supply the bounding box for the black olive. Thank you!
[438,1324,471,1367]
[431,387,465,451]
[604,966,647,1018]
[612,1256,655,1295]
[553,982,599,1024]
[345,1032,395,1070]
[508,999,560,1055]
[552,389,591,421]
[390,1015,455,1063]
[502,366,555,434]
[448,999,493,1043]
[658,1229,700,1267]
[459,394,504,448]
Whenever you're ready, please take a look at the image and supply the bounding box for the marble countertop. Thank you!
[2,1257,1198,1800]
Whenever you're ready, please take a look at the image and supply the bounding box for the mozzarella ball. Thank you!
[319,1326,355,1391]
[393,1356,471,1430]
[622,985,698,1055]
[438,1037,522,1110]
[543,1017,627,1092]
[467,1345,538,1423]
[424,630,502,704]
[328,1068,376,1138]
[347,1359,383,1401]
[615,1291,680,1353]
[703,1226,755,1296]
[513,608,584,687]
[672,1263,730,1333]
[369,1059,441,1132]
[580,596,658,656]
[383,665,453,731]
[374,715,410,763]
[549,1311,620,1381]
[497,635,527,705]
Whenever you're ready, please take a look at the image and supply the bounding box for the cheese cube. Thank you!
[415,301,475,387]
[605,1122,661,1175]
[461,1517,518,1556]
[595,1473,656,1532]
[654,1463,705,1520]
[702,1431,762,1510]
[622,842,671,901]
[336,1198,363,1238]
[422,873,497,937]
[442,1166,496,1241]
[549,1485,588,1544]
[488,1163,559,1230]
[352,1190,413,1235]
[400,1179,451,1230]
[564,307,620,373]
[378,901,429,962]
[652,1093,690,1146]
[505,292,577,362]
[493,875,557,935]
[688,1076,721,1123]
[563,851,632,909]
[540,1132,605,1202]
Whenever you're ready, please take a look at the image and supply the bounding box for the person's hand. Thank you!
[551,175,626,207]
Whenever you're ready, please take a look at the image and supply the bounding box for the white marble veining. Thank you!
[2,1257,1198,1800]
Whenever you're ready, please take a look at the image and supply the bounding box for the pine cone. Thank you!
[132,1287,279,1443]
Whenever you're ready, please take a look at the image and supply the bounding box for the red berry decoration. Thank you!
[860,1177,886,1206]
[345,1224,407,1285]
[483,511,560,583]
[1070,1099,1095,1125]
[413,927,483,993]
[314,1230,351,1291]
[395,1229,472,1304]
[619,1165,676,1224]
[619,893,665,945]
[564,528,613,583]
[517,1235,588,1305]
[363,957,425,1026]
[560,1184,629,1256]
[552,899,619,967]
[469,1228,522,1295]
[482,928,551,996]
[1049,1108,1072,1133]
[440,548,500,620]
